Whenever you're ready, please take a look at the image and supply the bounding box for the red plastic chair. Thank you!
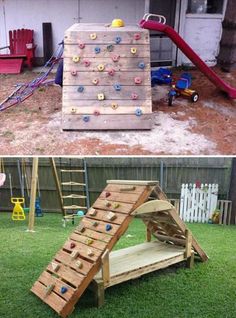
[0,29,36,73]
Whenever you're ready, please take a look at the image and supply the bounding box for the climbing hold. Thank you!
[94,46,101,54]
[71,70,77,76]
[135,108,143,116]
[106,224,112,231]
[71,250,80,259]
[114,84,121,91]
[71,108,77,114]
[97,93,105,101]
[97,64,105,71]
[105,191,111,198]
[75,260,83,269]
[111,102,118,110]
[84,59,91,67]
[111,19,125,28]
[77,223,85,232]
[77,210,84,216]
[113,202,120,209]
[87,249,94,257]
[134,33,141,40]
[79,42,85,49]
[89,207,97,216]
[61,287,68,294]
[90,33,97,40]
[131,47,137,54]
[45,284,55,296]
[87,238,94,245]
[134,77,142,84]
[138,61,145,69]
[92,221,99,227]
[115,36,122,44]
[108,68,115,76]
[51,262,60,272]
[72,56,80,63]
[70,242,76,249]
[94,110,100,116]
[107,44,114,52]
[83,115,90,122]
[105,201,111,208]
[77,85,84,93]
[112,54,120,62]
[92,78,99,85]
[131,93,138,100]
[107,211,116,221]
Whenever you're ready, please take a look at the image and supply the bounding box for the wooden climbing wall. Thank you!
[31,180,156,317]
[62,24,153,130]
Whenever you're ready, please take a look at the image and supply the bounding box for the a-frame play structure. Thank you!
[31,180,208,317]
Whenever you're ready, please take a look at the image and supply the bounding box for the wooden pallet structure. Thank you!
[31,180,208,317]
[62,23,153,130]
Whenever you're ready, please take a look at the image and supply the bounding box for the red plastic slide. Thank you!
[140,18,236,99]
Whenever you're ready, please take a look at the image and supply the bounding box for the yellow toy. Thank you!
[11,197,26,221]
[111,19,125,28]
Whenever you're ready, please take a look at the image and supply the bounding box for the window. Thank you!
[187,0,224,14]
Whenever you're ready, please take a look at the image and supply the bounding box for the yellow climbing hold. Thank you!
[111,19,125,28]
[131,47,137,54]
[97,93,105,101]
[72,56,80,63]
[111,102,118,110]
[113,202,120,209]
[90,33,97,40]
[97,64,105,71]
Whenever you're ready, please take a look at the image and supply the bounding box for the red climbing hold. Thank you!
[134,33,141,40]
[71,70,77,76]
[134,77,142,84]
[84,59,91,67]
[108,68,115,76]
[70,242,76,249]
[94,110,100,116]
[79,43,85,49]
[131,93,138,100]
[105,192,111,198]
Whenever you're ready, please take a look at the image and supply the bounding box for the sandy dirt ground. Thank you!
[0,67,235,155]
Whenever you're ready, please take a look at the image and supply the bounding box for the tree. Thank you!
[218,0,236,71]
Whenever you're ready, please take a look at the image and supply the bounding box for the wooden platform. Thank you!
[62,23,152,130]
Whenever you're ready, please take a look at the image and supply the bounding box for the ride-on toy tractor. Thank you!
[168,72,199,106]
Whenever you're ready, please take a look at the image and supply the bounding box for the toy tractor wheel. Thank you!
[168,95,174,106]
[191,92,199,103]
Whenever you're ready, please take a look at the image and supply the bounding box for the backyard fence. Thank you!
[180,183,218,223]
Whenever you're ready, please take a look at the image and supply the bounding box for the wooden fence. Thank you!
[0,157,232,213]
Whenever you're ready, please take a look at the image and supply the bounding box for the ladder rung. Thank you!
[62,194,87,199]
[60,169,85,173]
[63,205,87,210]
[61,182,86,186]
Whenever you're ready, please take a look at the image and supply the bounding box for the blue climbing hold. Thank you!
[77,210,84,217]
[94,47,101,54]
[105,224,112,231]
[115,36,122,44]
[114,84,121,91]
[77,85,84,93]
[83,115,90,122]
[138,62,145,69]
[107,44,114,52]
[61,287,68,294]
[135,108,142,116]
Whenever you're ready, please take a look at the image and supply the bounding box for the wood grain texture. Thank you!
[62,105,151,115]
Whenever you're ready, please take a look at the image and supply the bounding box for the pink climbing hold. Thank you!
[79,43,85,49]
[71,70,77,76]
[131,93,138,100]
[105,191,111,198]
[108,68,115,76]
[94,110,100,116]
[84,59,91,67]
[134,33,141,40]
[134,77,142,84]
[112,55,120,62]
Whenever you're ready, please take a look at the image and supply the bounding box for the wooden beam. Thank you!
[50,158,65,216]
[132,200,173,216]
[101,249,110,285]
[27,158,38,232]
[184,229,192,258]
[107,180,158,186]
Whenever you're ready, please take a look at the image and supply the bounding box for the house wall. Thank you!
[0,0,145,59]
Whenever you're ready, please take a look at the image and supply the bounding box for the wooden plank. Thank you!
[54,250,93,275]
[63,239,103,262]
[81,217,120,236]
[62,99,152,108]
[185,229,192,258]
[101,249,110,285]
[74,227,112,244]
[105,183,147,194]
[38,270,75,301]
[64,44,150,58]
[107,180,158,186]
[62,85,151,100]
[64,57,150,72]
[31,281,67,315]
[132,200,174,215]
[99,190,144,204]
[93,198,134,214]
[62,105,151,115]
[70,231,107,251]
[86,209,127,225]
[62,114,153,130]
[65,23,147,33]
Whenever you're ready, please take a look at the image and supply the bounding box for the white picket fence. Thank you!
[180,183,218,223]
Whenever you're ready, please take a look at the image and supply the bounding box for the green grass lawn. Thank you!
[0,212,236,318]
